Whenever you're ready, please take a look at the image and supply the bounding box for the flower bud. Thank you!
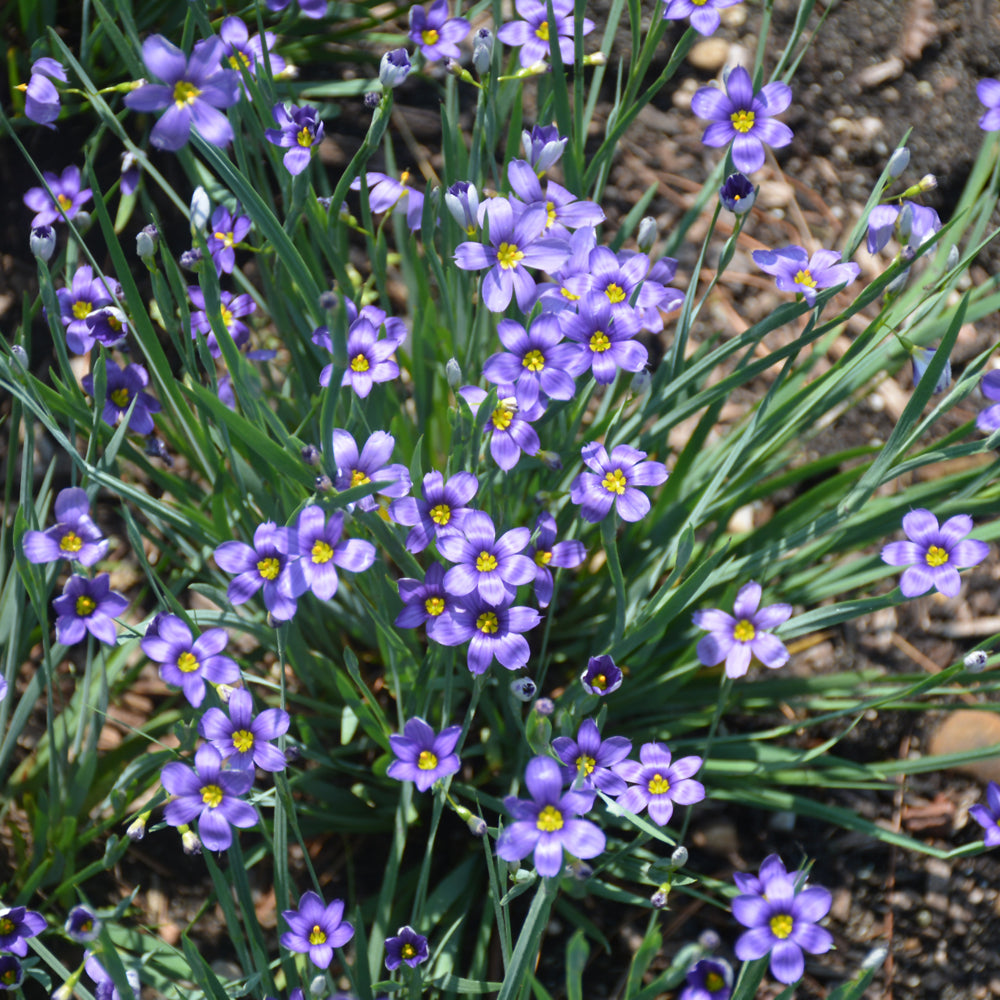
[30,224,56,261]
[364,90,381,110]
[65,905,101,943]
[467,814,488,837]
[533,697,555,716]
[698,928,721,950]
[190,186,211,234]
[136,223,159,263]
[10,344,29,369]
[946,244,960,270]
[630,369,652,398]
[719,172,756,215]
[636,216,657,252]
[965,649,989,672]
[650,884,669,909]
[181,829,202,855]
[669,845,689,868]
[315,473,333,492]
[918,173,938,192]
[145,437,173,467]
[887,146,910,177]
[125,811,149,841]
[445,181,479,234]
[179,247,203,271]
[536,449,562,471]
[445,357,462,387]
[911,347,950,394]
[522,124,567,173]
[379,48,412,88]
[302,444,321,465]
[510,677,537,702]
[473,28,493,75]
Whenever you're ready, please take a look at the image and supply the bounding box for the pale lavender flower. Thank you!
[569,442,669,523]
[752,246,860,306]
[395,562,457,639]
[281,893,354,969]
[0,907,45,956]
[559,292,646,384]
[970,780,1000,847]
[580,654,622,695]
[977,370,1000,433]
[220,16,287,83]
[978,78,1000,131]
[552,718,632,794]
[614,742,705,826]
[294,505,376,600]
[679,958,733,1000]
[23,165,92,226]
[141,614,240,707]
[330,429,411,514]
[385,926,429,970]
[22,486,108,566]
[390,470,479,553]
[409,0,469,61]
[387,717,461,791]
[81,359,161,435]
[0,956,21,991]
[662,0,742,35]
[506,159,605,239]
[432,593,540,674]
[53,573,127,646]
[527,512,586,607]
[188,286,256,356]
[341,316,400,397]
[266,0,327,17]
[350,171,424,231]
[24,57,67,128]
[265,103,324,176]
[207,205,251,274]
[497,0,594,68]
[866,201,940,255]
[65,905,101,943]
[200,688,289,771]
[484,316,577,409]
[458,385,543,471]
[55,264,118,354]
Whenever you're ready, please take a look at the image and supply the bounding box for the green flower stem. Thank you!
[601,515,627,648]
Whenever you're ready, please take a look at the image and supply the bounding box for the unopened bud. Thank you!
[886,147,910,178]
[179,247,202,271]
[125,811,149,841]
[10,344,29,369]
[181,829,202,855]
[536,449,562,471]
[30,224,56,262]
[473,28,493,75]
[190,186,211,234]
[302,444,321,465]
[669,845,688,868]
[533,697,554,716]
[698,928,721,950]
[965,649,989,671]
[315,473,333,492]
[918,173,937,192]
[630,369,652,397]
[446,357,462,388]
[363,90,381,110]
[946,244,960,270]
[650,885,669,909]
[136,223,159,263]
[510,677,537,702]
[636,216,657,253]
[379,48,412,88]
[719,171,756,215]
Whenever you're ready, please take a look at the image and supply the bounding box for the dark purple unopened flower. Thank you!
[692,581,792,679]
[522,124,567,174]
[342,316,400,397]
[82,359,161,435]
[330,429,411,514]
[0,956,22,990]
[0,907,45,957]
[350,171,425,231]
[553,718,632,794]
[732,854,833,984]
[752,246,860,306]
[559,293,645,385]
[569,442,669,523]
[281,892,354,969]
[265,103,325,176]
[483,315,578,408]
[614,742,705,826]
[294,505,376,600]
[881,509,989,598]
[141,614,240,707]
[55,264,118,354]
[662,0,742,35]
[437,510,535,605]
[220,16,287,83]
[161,744,256,851]
[53,573,128,646]
[409,0,469,61]
[432,593,541,674]
[527,512,586,607]
[207,205,251,274]
[580,654,622,695]
[387,717,461,791]
[497,0,594,67]
[214,521,308,621]
[977,370,1000,433]
[719,171,756,214]
[22,486,108,566]
[978,78,1000,131]
[124,35,241,151]
[23,164,92,226]
[24,57,67,127]
[200,688,289,771]
[188,286,256,357]
[690,66,793,174]
[679,958,733,1000]
[496,756,605,877]
[395,562,457,638]
[390,470,479,553]
[385,925,429,970]
[970,780,1000,847]
[65,905,101,943]
[30,224,55,261]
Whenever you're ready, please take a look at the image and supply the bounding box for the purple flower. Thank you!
[445,181,480,234]
[188,286,256,357]
[432,593,541,674]
[266,0,328,17]
[141,614,240,707]
[84,953,140,1000]
[265,103,325,176]
[350,171,424,231]
[559,293,645,384]
[53,573,128,646]
[121,151,141,196]
[0,957,22,991]
[732,854,833,984]
[978,78,1000,131]
[22,486,108,566]
[692,581,792,679]
[497,0,595,68]
[81,359,161,435]
[483,315,578,408]
[613,742,705,825]
[200,688,289,771]
[690,66,793,175]
[506,159,605,239]
[496,756,605,877]
[977,370,1000,433]
[214,521,308,621]
[390,470,479,553]
[24,57,67,127]
[719,171,756,214]
[679,958,733,1000]
[454,198,569,312]
[881,509,989,598]
[562,247,681,323]
[281,892,354,969]
[330,429,411,514]
[752,246,860,306]
[580,654,621,695]
[911,347,950,394]
[379,48,412,88]
[385,925,429,970]
[458,385,542,471]
[387,717,462,791]
[294,505,376,600]
[85,308,129,351]
[0,907,45,957]
[866,201,940,255]
[65,905,101,943]
[55,264,118,354]
[220,16,287,84]
[662,0,743,35]
[970,780,1000,847]
[527,512,586,607]
[569,442,669,523]
[409,0,470,62]
[23,164,92,226]
[522,124,567,174]
[437,510,535,605]
[395,562,457,638]
[552,718,632,794]
[124,35,241,151]
[161,744,256,851]
[207,205,251,274]
[342,316,400,397]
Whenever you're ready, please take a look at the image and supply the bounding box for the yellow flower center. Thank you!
[794,268,817,289]
[0,918,13,936]
[731,109,755,133]
[110,387,131,408]
[769,913,793,939]
[296,126,314,147]
[57,193,73,211]
[401,942,417,959]
[925,545,949,567]
[705,972,724,990]
[536,804,563,831]
[107,313,123,331]
[257,556,281,580]
[72,300,92,320]
[522,349,545,372]
[351,469,370,487]
[534,549,552,566]
[647,772,670,795]
[311,539,334,564]
[173,80,201,107]
[422,27,440,44]
[221,306,234,329]
[233,729,254,753]
[418,749,438,770]
[476,611,499,634]
[591,673,607,690]
[589,331,611,353]
[201,784,223,808]
[76,595,96,617]
[177,651,200,673]
[60,531,83,553]
[309,925,327,945]
[350,353,370,372]
[425,596,445,616]
[601,469,628,495]
[214,230,235,247]
[0,969,15,986]
[576,754,596,776]
[430,503,451,525]
[546,201,556,228]
[228,52,251,70]
[496,242,525,270]
[605,283,626,304]
[561,287,580,301]
[492,404,514,431]
[476,551,498,573]
[733,619,756,642]
[535,20,550,40]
